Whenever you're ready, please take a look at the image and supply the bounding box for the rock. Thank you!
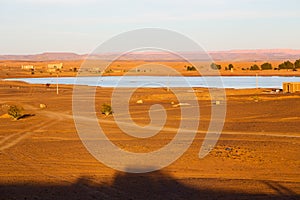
[136,100,143,104]
[225,147,232,151]
[39,104,47,109]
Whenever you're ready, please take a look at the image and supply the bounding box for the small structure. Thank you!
[283,82,300,93]
[47,63,63,72]
[21,65,34,70]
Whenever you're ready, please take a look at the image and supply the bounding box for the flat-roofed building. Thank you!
[21,65,34,70]
[283,82,300,93]
[47,63,63,72]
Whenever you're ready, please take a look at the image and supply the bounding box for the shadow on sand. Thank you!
[0,170,298,200]
[18,113,35,120]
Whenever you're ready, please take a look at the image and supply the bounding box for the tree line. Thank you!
[208,59,300,71]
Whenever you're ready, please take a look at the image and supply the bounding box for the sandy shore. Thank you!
[0,80,299,199]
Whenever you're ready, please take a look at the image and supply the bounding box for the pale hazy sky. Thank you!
[1,0,299,54]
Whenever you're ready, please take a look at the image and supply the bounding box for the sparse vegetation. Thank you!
[228,64,234,70]
[250,64,260,70]
[251,96,260,102]
[186,66,196,71]
[210,63,221,70]
[7,105,23,120]
[105,69,113,73]
[101,103,113,116]
[278,61,294,70]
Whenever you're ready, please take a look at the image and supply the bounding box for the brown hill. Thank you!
[0,49,299,61]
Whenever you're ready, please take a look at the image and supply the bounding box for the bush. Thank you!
[261,63,272,70]
[250,64,260,70]
[278,61,294,70]
[186,66,196,71]
[210,63,221,70]
[101,103,113,116]
[228,64,234,70]
[8,105,23,120]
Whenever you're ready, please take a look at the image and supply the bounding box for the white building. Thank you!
[21,65,34,70]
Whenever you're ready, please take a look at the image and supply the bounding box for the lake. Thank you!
[5,76,300,89]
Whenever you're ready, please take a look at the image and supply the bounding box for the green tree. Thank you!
[210,63,221,70]
[261,62,272,70]
[278,60,294,70]
[294,59,300,69]
[250,64,260,70]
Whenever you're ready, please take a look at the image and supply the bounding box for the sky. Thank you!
[0,0,300,54]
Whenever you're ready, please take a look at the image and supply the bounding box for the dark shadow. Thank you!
[18,113,35,120]
[0,170,299,200]
[261,180,298,197]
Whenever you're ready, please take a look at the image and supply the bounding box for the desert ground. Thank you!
[0,78,299,199]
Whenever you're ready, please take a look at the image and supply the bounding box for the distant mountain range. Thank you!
[0,49,299,61]
[0,52,85,61]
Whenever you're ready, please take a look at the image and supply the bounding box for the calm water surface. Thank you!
[5,76,300,89]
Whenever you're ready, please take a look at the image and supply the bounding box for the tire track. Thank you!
[0,109,65,151]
